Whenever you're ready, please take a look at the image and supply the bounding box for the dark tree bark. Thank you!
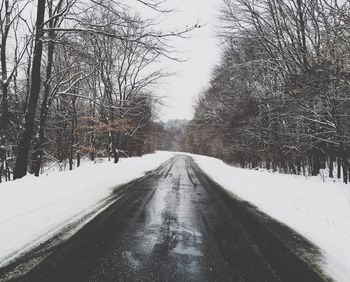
[0,0,11,182]
[329,156,334,178]
[1,43,8,138]
[77,151,80,167]
[0,0,10,137]
[13,0,45,179]
[111,135,119,164]
[31,0,66,176]
[296,0,309,69]
[337,158,341,179]
[342,158,348,184]
[68,96,78,171]
[31,28,55,176]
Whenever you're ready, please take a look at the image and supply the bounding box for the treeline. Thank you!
[183,0,350,183]
[153,119,189,151]
[0,0,194,181]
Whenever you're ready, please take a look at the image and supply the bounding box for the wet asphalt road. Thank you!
[2,155,327,282]
[86,155,278,282]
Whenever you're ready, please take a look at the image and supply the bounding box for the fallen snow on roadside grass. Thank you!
[188,153,350,282]
[0,151,174,267]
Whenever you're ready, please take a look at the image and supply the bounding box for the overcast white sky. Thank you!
[139,0,222,121]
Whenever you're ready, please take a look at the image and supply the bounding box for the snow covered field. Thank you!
[0,151,175,268]
[188,153,350,282]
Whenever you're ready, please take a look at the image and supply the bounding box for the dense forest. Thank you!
[154,119,188,151]
[3,0,350,184]
[183,0,350,183]
[0,0,194,181]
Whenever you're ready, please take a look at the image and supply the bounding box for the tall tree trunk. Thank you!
[0,0,10,182]
[89,102,96,161]
[69,97,77,170]
[0,0,10,137]
[296,0,308,69]
[111,134,119,164]
[340,143,348,183]
[311,152,320,176]
[1,47,8,138]
[31,29,55,176]
[77,151,80,167]
[342,156,348,184]
[0,140,5,183]
[13,0,46,179]
[69,147,73,171]
[337,157,342,179]
[329,157,334,178]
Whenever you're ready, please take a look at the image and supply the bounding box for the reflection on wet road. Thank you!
[87,155,279,282]
[89,156,212,281]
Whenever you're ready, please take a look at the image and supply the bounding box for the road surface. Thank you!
[1,155,328,282]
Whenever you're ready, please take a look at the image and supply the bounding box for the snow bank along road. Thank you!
[1,155,330,281]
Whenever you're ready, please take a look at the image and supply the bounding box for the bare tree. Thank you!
[185,0,350,182]
[0,0,31,181]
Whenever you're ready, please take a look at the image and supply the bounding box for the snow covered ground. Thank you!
[1,151,349,282]
[187,153,350,282]
[0,151,175,268]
